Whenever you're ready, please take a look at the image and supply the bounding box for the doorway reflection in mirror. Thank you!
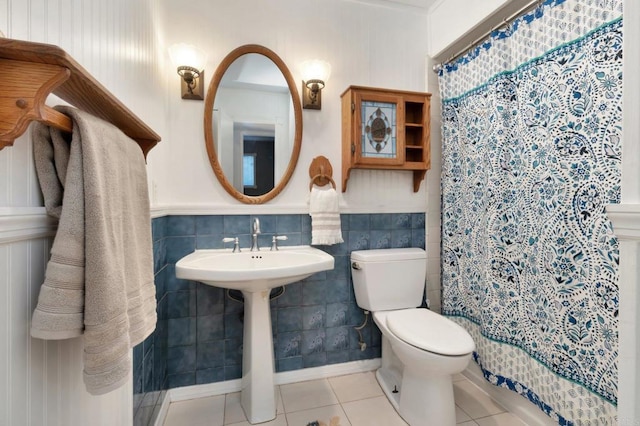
[205,45,303,204]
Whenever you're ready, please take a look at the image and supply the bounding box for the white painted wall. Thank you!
[609,0,640,423]
[156,0,431,215]
[424,56,442,312]
[427,0,531,60]
[0,0,166,425]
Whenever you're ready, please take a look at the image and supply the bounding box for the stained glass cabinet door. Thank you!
[354,91,405,166]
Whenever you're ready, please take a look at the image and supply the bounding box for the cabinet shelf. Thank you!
[341,85,431,192]
[404,161,428,169]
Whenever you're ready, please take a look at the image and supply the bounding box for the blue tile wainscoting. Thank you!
[133,216,169,425]
[133,212,425,422]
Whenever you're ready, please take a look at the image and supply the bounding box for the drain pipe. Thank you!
[226,286,286,303]
[354,310,370,351]
[226,287,286,323]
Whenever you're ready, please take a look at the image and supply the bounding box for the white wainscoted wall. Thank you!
[0,1,166,425]
[608,0,640,423]
[155,0,432,215]
[427,0,532,58]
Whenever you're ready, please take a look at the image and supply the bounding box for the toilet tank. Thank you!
[351,248,427,311]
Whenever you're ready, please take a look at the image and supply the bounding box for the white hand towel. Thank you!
[310,184,343,245]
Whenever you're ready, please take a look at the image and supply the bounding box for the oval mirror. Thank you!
[204,45,303,204]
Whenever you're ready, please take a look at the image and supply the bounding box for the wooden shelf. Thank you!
[0,37,160,157]
[404,161,429,169]
[341,85,431,192]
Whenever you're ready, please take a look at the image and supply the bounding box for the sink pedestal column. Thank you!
[241,290,277,424]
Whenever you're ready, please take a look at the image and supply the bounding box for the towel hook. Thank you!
[308,155,336,190]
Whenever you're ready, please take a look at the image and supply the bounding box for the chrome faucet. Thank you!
[250,218,261,251]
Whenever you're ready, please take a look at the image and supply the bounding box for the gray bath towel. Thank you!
[31,106,157,395]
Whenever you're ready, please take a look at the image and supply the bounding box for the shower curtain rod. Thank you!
[433,0,543,72]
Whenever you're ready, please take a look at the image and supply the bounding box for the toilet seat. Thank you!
[385,309,475,356]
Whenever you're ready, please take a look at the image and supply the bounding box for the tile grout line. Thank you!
[454,378,477,423]
[455,377,511,422]
[327,377,354,426]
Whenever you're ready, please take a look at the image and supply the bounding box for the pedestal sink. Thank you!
[175,245,334,424]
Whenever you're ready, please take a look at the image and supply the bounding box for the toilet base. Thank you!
[376,366,402,411]
[376,367,456,426]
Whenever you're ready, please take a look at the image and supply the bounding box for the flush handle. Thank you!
[351,262,361,270]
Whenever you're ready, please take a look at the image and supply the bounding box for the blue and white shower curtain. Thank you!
[439,1,622,424]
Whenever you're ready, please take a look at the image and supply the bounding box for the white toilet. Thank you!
[350,248,475,426]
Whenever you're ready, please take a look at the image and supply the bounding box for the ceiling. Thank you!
[354,0,439,11]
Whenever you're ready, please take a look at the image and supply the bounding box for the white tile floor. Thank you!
[163,372,530,426]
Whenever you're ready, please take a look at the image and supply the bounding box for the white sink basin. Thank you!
[175,245,334,292]
[175,244,334,424]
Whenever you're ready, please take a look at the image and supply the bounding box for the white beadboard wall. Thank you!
[424,55,442,312]
[0,0,166,425]
[427,0,532,60]
[612,0,640,422]
[155,0,432,215]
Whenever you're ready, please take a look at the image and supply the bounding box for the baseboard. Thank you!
[153,391,171,426]
[462,363,557,426]
[274,359,381,386]
[153,359,557,426]
[168,378,243,403]
[154,359,381,425]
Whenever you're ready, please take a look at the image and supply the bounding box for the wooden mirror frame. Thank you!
[204,44,303,204]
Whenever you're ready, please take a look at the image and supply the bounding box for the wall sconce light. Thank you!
[168,43,208,100]
[301,59,331,110]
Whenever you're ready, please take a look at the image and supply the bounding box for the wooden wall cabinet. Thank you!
[341,85,431,192]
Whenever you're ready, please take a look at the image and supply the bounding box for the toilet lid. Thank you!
[386,309,475,356]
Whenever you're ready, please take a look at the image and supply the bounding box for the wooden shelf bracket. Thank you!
[0,37,160,157]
